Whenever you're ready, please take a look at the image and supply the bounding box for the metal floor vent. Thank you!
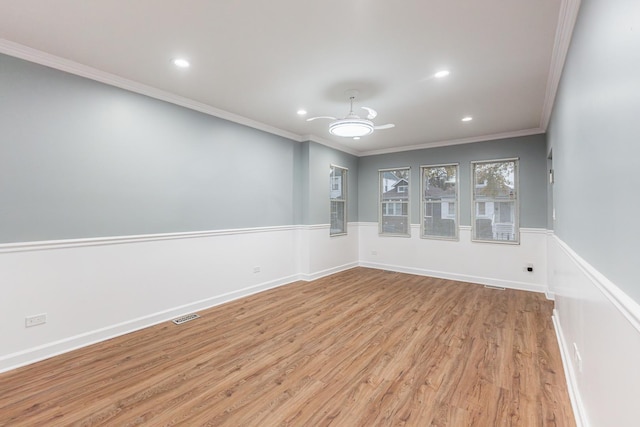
[171,313,200,325]
[484,285,506,291]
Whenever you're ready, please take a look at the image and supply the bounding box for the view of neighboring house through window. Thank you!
[379,168,410,236]
[472,158,519,243]
[421,164,458,239]
[330,165,347,236]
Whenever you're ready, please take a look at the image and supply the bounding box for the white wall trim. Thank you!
[0,273,299,374]
[357,128,545,157]
[299,262,359,282]
[0,39,301,144]
[552,310,588,427]
[0,223,547,374]
[520,227,550,235]
[359,261,547,294]
[540,0,582,130]
[0,40,554,159]
[299,224,330,231]
[302,135,360,157]
[552,234,640,333]
[359,222,546,235]
[0,225,300,253]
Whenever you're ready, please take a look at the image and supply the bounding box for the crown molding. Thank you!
[540,0,582,130]
[357,128,545,157]
[1,19,572,159]
[301,135,361,157]
[0,39,302,143]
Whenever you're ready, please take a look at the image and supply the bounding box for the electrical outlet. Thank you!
[253,266,261,273]
[371,250,377,256]
[25,313,47,327]
[523,263,534,273]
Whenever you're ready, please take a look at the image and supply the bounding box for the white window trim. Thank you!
[420,163,459,241]
[330,164,348,237]
[378,167,411,237]
[470,158,520,244]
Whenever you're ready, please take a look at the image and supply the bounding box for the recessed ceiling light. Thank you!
[353,136,361,140]
[297,109,307,116]
[462,116,473,122]
[434,70,450,78]
[172,58,190,68]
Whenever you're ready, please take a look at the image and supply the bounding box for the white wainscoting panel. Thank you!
[548,233,640,427]
[358,223,548,293]
[0,224,362,373]
[0,227,302,373]
[297,223,359,281]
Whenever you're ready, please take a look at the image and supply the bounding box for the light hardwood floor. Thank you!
[0,268,575,426]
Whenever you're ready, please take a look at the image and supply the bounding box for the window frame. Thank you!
[329,164,348,236]
[420,163,459,241]
[471,158,520,244]
[378,167,411,237]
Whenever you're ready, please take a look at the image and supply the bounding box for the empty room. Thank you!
[0,1,638,426]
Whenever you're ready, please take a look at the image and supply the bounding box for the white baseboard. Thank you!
[549,233,640,426]
[359,261,547,294]
[0,274,300,374]
[552,310,588,427]
[299,262,359,282]
[0,224,362,374]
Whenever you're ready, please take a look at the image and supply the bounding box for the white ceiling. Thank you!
[0,0,575,156]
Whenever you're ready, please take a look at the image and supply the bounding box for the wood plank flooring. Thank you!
[0,268,575,426]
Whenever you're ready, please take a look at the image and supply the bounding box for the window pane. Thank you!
[330,200,345,235]
[379,168,410,236]
[330,167,346,200]
[473,161,515,199]
[478,201,486,216]
[472,160,518,242]
[421,164,458,239]
[330,165,347,235]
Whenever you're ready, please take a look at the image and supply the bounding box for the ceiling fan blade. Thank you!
[374,123,395,130]
[361,107,377,120]
[306,116,337,122]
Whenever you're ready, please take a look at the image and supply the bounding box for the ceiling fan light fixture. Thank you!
[329,119,374,137]
[172,58,190,68]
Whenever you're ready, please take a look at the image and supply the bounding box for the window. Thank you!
[330,165,347,236]
[472,158,519,243]
[478,201,486,216]
[421,164,458,239]
[379,168,410,236]
[331,176,340,191]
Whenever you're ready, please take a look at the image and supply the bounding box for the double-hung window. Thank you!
[330,165,347,236]
[379,168,410,236]
[421,164,459,240]
[472,158,519,243]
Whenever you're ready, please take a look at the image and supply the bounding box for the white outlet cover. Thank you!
[25,313,47,327]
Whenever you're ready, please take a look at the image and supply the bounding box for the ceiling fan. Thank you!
[306,90,395,138]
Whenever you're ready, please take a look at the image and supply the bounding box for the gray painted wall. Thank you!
[0,54,300,243]
[547,0,640,302]
[358,135,548,228]
[0,51,545,246]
